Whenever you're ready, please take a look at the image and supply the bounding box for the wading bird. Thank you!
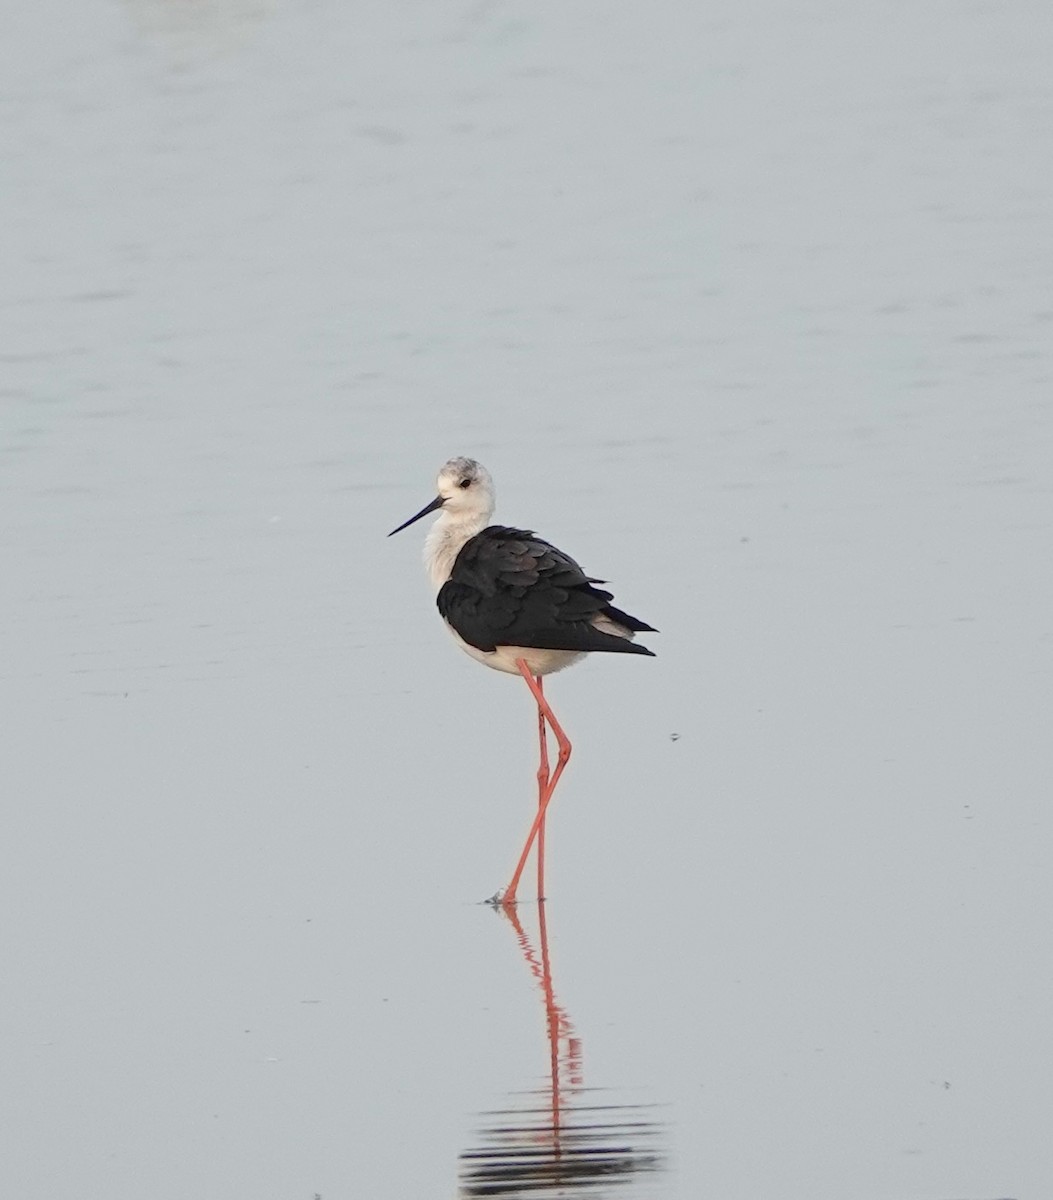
[389,457,656,904]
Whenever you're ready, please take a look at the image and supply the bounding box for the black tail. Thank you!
[605,604,658,634]
[515,624,657,656]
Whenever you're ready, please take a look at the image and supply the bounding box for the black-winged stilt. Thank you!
[389,456,656,905]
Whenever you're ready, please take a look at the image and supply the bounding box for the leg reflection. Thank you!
[458,901,666,1198]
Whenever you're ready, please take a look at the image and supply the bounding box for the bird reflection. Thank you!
[459,902,665,1197]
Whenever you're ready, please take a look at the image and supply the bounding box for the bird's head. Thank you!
[388,457,495,536]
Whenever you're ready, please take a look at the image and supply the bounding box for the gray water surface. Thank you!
[3,1,1052,1197]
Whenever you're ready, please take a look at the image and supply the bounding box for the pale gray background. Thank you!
[2,1,1051,1197]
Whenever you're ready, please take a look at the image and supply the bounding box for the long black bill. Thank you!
[387,494,444,537]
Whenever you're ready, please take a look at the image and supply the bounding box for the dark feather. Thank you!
[437,526,657,656]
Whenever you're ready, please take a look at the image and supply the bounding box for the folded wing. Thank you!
[437,525,656,656]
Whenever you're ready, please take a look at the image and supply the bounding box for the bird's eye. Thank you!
[459,478,472,489]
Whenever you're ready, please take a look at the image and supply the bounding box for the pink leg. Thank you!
[536,675,550,901]
[502,659,572,906]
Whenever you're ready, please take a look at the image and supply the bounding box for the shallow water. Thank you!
[3,1,1052,1197]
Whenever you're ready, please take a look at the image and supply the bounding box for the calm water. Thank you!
[3,1,1051,1197]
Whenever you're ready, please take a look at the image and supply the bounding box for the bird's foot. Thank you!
[485,887,515,908]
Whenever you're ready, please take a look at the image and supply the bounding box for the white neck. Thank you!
[424,506,491,590]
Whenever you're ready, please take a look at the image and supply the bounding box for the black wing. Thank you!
[437,526,656,655]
